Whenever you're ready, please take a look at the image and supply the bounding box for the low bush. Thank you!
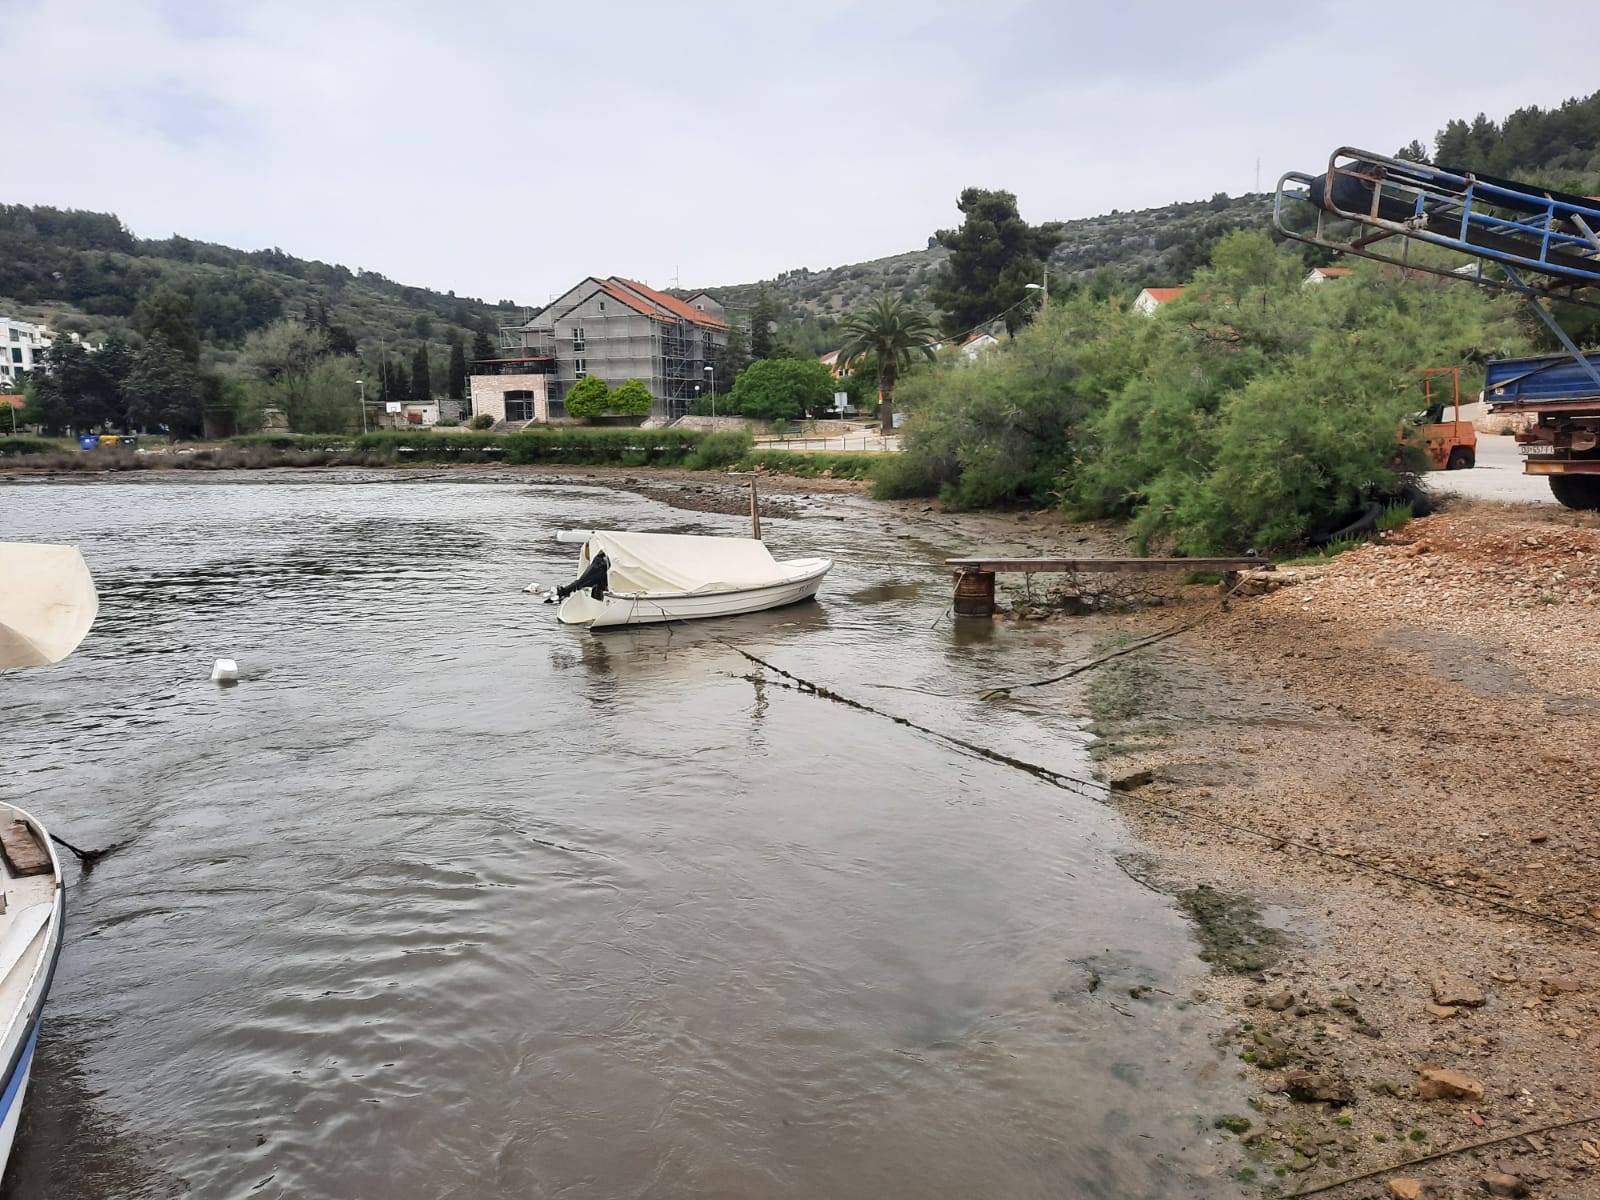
[504,428,706,465]
[740,450,883,480]
[685,430,755,470]
[351,430,507,461]
[0,436,59,457]
[231,433,354,451]
[469,413,495,430]
[869,451,947,498]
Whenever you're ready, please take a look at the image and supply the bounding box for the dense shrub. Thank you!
[685,429,755,469]
[718,358,836,422]
[504,428,706,465]
[0,436,60,457]
[231,433,353,451]
[888,295,1144,508]
[469,413,494,430]
[887,230,1529,550]
[351,430,506,461]
[740,450,882,480]
[563,376,612,419]
[607,379,653,417]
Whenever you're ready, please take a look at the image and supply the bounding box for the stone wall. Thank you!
[468,373,551,423]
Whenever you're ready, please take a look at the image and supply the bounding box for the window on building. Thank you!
[504,390,536,422]
[10,350,20,364]
[8,329,18,342]
[574,358,587,379]
[572,326,585,353]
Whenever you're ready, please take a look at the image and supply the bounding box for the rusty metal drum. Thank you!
[952,569,996,618]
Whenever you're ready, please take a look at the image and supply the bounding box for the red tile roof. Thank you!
[1140,286,1186,303]
[611,277,729,330]
[595,279,665,320]
[1313,266,1355,278]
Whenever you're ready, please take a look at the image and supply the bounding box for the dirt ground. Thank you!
[1061,499,1600,1199]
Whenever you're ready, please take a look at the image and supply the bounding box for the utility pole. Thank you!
[357,378,367,433]
[705,364,715,422]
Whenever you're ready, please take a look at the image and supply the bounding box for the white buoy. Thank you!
[210,658,239,684]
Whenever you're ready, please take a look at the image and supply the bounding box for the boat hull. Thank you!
[559,558,831,628]
[0,805,64,1185]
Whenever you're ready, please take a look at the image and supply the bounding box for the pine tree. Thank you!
[448,341,467,400]
[1434,119,1471,164]
[749,291,778,360]
[927,187,1064,336]
[411,345,431,403]
[132,286,201,363]
[471,330,496,362]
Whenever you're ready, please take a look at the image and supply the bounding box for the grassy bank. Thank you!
[0,427,896,483]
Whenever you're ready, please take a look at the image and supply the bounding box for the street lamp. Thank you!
[356,378,367,433]
[705,364,716,422]
[1024,267,1049,307]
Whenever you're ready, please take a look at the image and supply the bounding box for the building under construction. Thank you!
[469,277,728,424]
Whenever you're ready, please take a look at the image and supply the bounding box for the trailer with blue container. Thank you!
[1481,354,1600,508]
[1274,146,1600,509]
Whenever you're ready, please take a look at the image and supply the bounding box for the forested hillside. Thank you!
[697,192,1273,349]
[1410,89,1600,190]
[0,205,513,371]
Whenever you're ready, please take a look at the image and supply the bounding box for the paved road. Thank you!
[1428,433,1553,505]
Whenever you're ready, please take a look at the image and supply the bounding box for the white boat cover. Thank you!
[0,543,98,669]
[581,531,805,596]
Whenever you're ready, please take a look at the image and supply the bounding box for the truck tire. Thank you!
[1446,447,1475,470]
[1549,474,1600,509]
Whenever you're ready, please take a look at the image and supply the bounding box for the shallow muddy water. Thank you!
[0,474,1242,1198]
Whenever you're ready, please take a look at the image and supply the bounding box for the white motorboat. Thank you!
[544,530,831,629]
[0,808,64,1173]
[0,542,98,1180]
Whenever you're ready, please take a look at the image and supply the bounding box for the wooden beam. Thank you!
[944,556,1268,574]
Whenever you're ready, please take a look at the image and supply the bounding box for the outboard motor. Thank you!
[557,551,610,601]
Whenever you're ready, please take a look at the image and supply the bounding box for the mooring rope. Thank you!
[720,642,1598,939]
[977,575,1250,699]
[1285,1110,1600,1198]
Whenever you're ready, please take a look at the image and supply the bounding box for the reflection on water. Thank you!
[847,581,924,604]
[0,476,1241,1199]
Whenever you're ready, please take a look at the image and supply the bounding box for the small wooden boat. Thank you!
[0,808,64,1173]
[543,530,831,629]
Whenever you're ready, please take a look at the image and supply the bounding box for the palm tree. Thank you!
[835,296,938,436]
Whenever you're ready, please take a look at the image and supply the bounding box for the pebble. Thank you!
[1481,1171,1528,1197]
[1415,1067,1486,1101]
[1432,976,1487,1007]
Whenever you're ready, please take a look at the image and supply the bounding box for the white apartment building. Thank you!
[0,318,51,387]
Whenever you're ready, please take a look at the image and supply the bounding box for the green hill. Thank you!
[696,193,1274,352]
[0,205,514,372]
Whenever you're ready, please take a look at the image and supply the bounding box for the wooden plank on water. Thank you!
[0,820,51,877]
[944,556,1267,574]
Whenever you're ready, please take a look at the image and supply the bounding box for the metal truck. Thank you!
[1484,352,1600,509]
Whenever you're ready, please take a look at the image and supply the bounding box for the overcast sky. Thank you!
[3,0,1596,305]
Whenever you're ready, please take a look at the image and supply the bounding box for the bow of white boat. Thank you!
[0,805,64,1180]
